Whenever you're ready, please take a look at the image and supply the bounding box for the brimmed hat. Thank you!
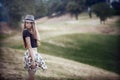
[23,15,35,23]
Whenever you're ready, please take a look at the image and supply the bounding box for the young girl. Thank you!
[22,15,47,80]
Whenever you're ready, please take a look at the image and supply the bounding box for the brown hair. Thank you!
[23,22,40,48]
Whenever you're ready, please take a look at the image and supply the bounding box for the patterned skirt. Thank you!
[24,50,47,71]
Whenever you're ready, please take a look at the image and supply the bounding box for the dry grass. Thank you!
[0,47,119,80]
[36,14,120,41]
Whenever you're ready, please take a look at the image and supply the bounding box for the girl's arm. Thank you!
[25,37,35,65]
[34,27,41,46]
[33,24,40,41]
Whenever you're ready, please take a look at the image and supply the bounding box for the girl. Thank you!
[22,15,47,80]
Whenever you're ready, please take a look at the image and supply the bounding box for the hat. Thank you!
[23,15,35,22]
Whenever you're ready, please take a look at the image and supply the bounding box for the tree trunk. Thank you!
[75,14,78,20]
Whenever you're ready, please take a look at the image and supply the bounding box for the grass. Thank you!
[2,33,119,74]
[0,34,13,40]
[1,25,119,75]
[0,13,119,75]
[36,13,98,28]
[0,13,120,80]
[116,18,120,27]
[38,33,120,74]
[0,33,18,48]
[35,76,84,80]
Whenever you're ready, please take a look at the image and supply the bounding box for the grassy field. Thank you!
[1,31,119,73]
[0,13,120,80]
[36,14,120,75]
[39,33,120,74]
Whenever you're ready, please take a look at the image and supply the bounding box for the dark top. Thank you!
[23,29,38,48]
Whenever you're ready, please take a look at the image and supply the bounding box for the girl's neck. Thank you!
[27,28,33,33]
[27,28,32,31]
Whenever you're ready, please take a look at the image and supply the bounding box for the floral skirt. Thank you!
[24,50,47,71]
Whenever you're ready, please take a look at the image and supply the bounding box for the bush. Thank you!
[92,2,114,24]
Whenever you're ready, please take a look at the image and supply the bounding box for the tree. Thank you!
[92,2,113,24]
[66,0,85,20]
[45,0,64,16]
[35,0,48,18]
[0,2,9,22]
[85,0,106,6]
[111,1,120,15]
[4,0,35,28]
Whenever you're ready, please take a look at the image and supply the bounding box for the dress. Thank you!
[22,29,47,71]
[24,50,47,71]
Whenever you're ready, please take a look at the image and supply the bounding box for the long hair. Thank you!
[23,22,40,48]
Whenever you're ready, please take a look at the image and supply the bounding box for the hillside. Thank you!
[36,13,120,36]
[0,47,119,80]
[0,13,120,80]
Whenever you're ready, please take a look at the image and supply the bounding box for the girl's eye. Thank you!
[26,22,29,24]
[30,22,33,24]
[26,22,33,24]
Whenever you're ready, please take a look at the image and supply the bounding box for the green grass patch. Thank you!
[35,76,84,80]
[111,18,120,27]
[0,34,13,40]
[10,44,24,50]
[116,19,120,27]
[39,33,120,74]
[0,44,24,50]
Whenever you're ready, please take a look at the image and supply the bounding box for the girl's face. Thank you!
[25,22,33,29]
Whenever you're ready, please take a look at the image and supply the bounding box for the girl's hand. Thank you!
[37,41,41,46]
[31,60,36,69]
